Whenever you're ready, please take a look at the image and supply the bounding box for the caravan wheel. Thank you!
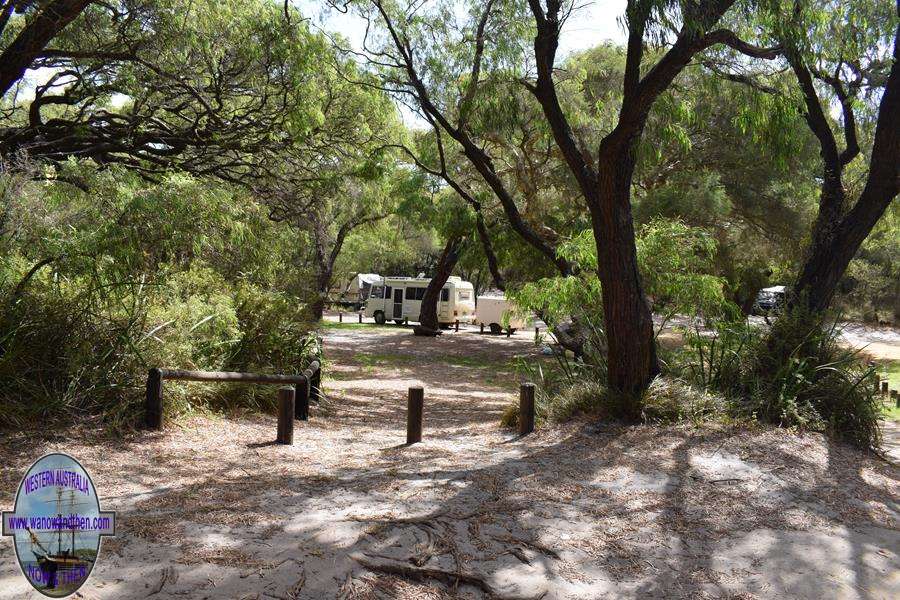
[374,311,386,325]
[489,323,502,335]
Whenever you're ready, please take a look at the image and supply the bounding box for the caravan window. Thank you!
[440,289,449,302]
[458,290,471,301]
[406,287,426,300]
[370,285,383,299]
[384,286,392,299]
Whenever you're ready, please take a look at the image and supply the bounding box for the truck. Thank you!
[364,276,476,326]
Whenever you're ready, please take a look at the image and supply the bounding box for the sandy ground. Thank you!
[1,322,898,599]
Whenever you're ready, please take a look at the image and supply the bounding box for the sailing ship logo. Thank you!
[2,453,115,597]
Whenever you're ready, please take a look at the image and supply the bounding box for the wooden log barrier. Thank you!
[144,360,322,430]
[407,386,424,444]
[519,383,535,436]
[277,387,295,444]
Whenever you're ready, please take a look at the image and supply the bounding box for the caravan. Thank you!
[364,276,476,326]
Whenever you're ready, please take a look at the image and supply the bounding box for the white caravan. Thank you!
[364,276,476,326]
[475,293,528,334]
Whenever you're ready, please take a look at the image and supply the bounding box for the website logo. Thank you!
[2,453,115,597]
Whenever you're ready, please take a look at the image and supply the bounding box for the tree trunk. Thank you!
[592,146,659,416]
[475,212,505,291]
[419,236,464,331]
[792,24,899,312]
[309,267,331,322]
[0,0,93,97]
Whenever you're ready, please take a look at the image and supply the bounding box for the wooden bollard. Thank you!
[881,381,889,396]
[480,323,484,334]
[519,383,535,436]
[145,368,164,430]
[277,387,295,444]
[506,327,512,338]
[295,377,310,421]
[310,367,321,404]
[339,311,343,323]
[455,319,459,332]
[359,313,362,323]
[407,386,424,444]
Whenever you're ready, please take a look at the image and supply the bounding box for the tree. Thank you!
[1,1,330,182]
[0,0,94,97]
[779,0,899,312]
[520,0,780,409]
[418,234,466,332]
[338,0,574,278]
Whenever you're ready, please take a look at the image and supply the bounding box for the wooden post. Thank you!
[506,327,512,338]
[277,386,295,444]
[455,319,459,332]
[295,378,310,421]
[310,366,321,405]
[534,326,540,343]
[480,323,484,334]
[359,313,362,324]
[407,386,424,444]
[145,368,163,430]
[519,383,535,436]
[404,317,409,326]
[881,380,889,396]
[892,390,898,407]
[339,311,343,323]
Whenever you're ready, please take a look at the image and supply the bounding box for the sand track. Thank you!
[1,323,897,599]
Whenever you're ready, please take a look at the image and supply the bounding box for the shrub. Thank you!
[678,306,882,450]
[641,377,725,425]
[739,307,881,450]
[0,170,319,430]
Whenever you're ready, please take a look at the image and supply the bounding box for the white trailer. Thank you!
[364,276,476,326]
[475,294,528,334]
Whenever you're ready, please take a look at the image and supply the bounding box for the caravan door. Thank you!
[392,288,403,319]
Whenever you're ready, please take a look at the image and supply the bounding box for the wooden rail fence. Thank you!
[145,360,321,430]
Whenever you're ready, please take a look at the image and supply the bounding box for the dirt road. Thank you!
[0,322,897,599]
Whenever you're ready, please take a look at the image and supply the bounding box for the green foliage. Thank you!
[0,168,319,430]
[510,218,736,327]
[677,307,882,450]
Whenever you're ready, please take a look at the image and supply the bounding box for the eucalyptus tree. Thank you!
[0,1,94,97]
[261,60,408,321]
[776,0,899,312]
[343,0,780,409]
[0,0,329,182]
[332,0,574,277]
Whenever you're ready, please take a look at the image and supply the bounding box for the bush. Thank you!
[0,169,319,430]
[678,307,881,450]
[641,377,726,425]
[739,307,881,450]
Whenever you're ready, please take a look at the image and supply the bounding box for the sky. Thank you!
[300,0,628,57]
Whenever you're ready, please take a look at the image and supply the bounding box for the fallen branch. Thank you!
[350,552,548,600]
